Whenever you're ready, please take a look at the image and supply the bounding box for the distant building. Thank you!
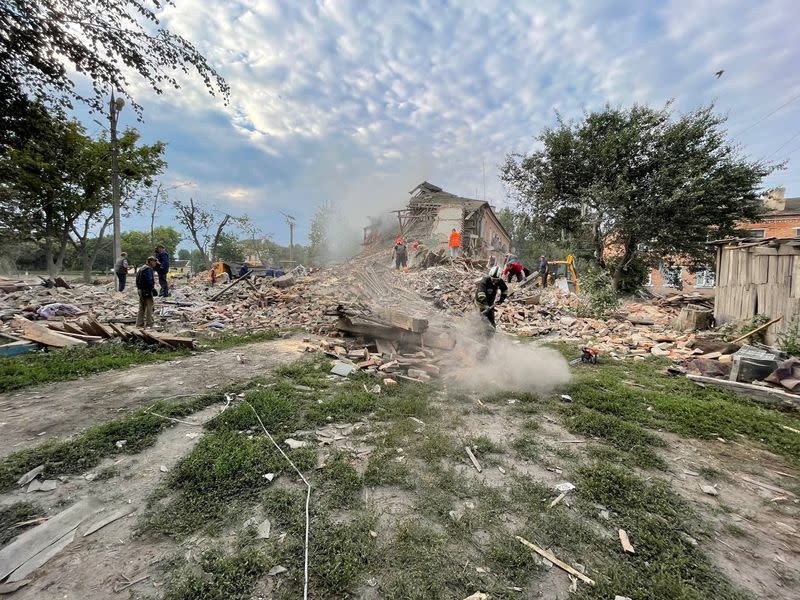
[643,188,800,295]
[398,182,511,263]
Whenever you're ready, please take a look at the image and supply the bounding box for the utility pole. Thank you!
[281,211,296,265]
[109,92,125,264]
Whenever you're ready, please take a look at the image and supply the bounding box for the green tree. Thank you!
[173,197,244,268]
[177,249,191,261]
[215,233,245,262]
[0,1,228,119]
[309,200,333,265]
[501,103,776,291]
[122,226,181,268]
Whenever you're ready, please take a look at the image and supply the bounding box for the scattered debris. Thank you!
[16,465,44,487]
[26,479,57,493]
[515,535,595,586]
[159,464,169,473]
[462,592,489,600]
[618,529,635,554]
[465,446,482,473]
[330,361,358,377]
[115,439,127,448]
[268,565,288,576]
[700,485,719,496]
[549,492,568,508]
[256,518,272,539]
[284,438,309,449]
[83,508,135,537]
[555,482,576,493]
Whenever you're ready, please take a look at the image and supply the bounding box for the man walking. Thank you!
[538,255,549,287]
[155,245,170,297]
[135,256,158,328]
[114,251,129,292]
[448,228,461,257]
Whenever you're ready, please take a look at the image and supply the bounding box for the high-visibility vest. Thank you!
[449,231,461,247]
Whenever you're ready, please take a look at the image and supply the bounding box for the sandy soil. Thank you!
[0,337,307,457]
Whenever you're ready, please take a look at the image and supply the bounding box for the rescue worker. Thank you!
[114,251,129,292]
[538,255,549,287]
[475,265,508,331]
[154,245,170,297]
[448,228,461,257]
[135,256,158,328]
[503,257,525,283]
[392,238,408,270]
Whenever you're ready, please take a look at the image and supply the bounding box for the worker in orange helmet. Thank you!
[448,228,461,257]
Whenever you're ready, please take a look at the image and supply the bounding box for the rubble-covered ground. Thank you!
[0,254,798,599]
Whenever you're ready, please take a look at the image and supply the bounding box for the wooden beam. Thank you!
[515,536,595,586]
[686,374,800,411]
[371,308,429,333]
[730,315,782,344]
[11,316,86,348]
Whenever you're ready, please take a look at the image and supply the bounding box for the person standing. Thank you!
[392,238,408,270]
[487,255,496,269]
[155,245,170,297]
[135,257,158,328]
[448,228,461,257]
[538,255,549,287]
[114,251,129,292]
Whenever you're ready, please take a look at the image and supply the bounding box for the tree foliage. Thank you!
[0,0,229,117]
[173,197,244,268]
[122,226,180,267]
[501,103,777,290]
[0,106,165,277]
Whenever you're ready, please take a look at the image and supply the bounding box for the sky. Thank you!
[94,0,800,248]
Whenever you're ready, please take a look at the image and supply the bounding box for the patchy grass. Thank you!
[318,452,364,509]
[565,408,667,469]
[163,548,270,600]
[0,501,44,546]
[0,329,280,392]
[564,352,800,464]
[571,461,750,600]
[0,386,240,492]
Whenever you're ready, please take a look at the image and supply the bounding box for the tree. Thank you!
[173,197,243,268]
[0,1,228,118]
[122,226,181,267]
[309,200,333,265]
[215,233,245,262]
[69,129,166,281]
[177,249,191,261]
[501,103,777,291]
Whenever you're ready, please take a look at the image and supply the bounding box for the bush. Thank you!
[606,256,649,294]
[577,266,619,317]
[778,319,800,357]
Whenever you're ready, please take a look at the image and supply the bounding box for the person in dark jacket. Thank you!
[154,245,170,297]
[392,239,408,270]
[475,265,508,330]
[114,252,129,292]
[538,255,549,287]
[238,261,252,278]
[135,257,158,327]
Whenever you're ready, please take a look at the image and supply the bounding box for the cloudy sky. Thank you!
[105,0,800,247]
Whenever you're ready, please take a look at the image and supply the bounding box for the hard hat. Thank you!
[488,265,501,278]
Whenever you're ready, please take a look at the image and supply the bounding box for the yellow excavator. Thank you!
[546,255,580,293]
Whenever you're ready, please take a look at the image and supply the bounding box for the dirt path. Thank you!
[0,336,307,457]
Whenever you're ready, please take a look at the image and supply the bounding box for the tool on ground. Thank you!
[569,346,598,365]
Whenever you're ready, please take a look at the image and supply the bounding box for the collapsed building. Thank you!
[391,182,511,264]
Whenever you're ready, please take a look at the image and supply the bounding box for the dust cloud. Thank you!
[439,311,571,395]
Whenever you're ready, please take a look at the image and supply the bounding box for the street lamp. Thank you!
[110,93,125,268]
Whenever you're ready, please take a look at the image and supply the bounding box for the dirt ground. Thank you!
[0,337,307,457]
[1,403,224,599]
[1,351,798,599]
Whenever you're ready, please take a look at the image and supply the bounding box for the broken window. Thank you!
[745,229,765,239]
[695,269,715,288]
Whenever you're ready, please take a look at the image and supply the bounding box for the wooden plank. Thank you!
[48,330,101,343]
[515,536,595,586]
[82,507,135,537]
[89,319,114,339]
[11,316,86,348]
[7,529,76,582]
[465,446,482,473]
[0,499,97,580]
[371,308,429,333]
[686,374,800,411]
[730,315,782,344]
[740,475,796,497]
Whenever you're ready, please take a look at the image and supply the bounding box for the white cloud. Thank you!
[112,0,800,243]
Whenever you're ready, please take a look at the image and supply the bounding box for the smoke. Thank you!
[438,311,571,395]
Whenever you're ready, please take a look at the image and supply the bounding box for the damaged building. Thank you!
[393,182,511,263]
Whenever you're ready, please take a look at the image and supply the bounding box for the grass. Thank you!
[163,547,271,600]
[0,501,44,546]
[571,461,750,600]
[141,355,437,540]
[0,329,280,392]
[0,386,241,492]
[563,352,800,465]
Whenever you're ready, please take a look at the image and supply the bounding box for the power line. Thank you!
[767,129,800,159]
[731,91,800,138]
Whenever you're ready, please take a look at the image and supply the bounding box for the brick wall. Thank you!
[645,266,715,296]
[738,217,800,239]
